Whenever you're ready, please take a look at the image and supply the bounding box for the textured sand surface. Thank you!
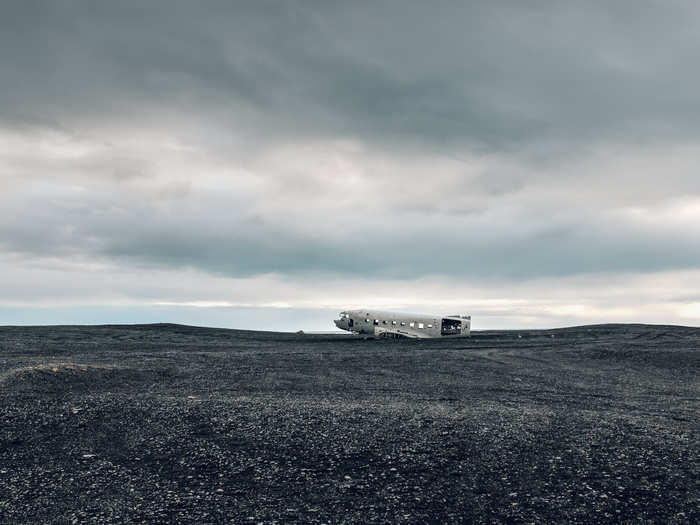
[0,324,698,524]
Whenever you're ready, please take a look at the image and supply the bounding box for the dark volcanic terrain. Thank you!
[0,324,697,524]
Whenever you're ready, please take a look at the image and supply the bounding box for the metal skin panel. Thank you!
[334,309,471,338]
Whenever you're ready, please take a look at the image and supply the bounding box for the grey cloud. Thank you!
[2,180,700,280]
[2,115,700,283]
[2,1,700,149]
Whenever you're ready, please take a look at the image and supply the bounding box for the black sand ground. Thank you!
[0,323,697,524]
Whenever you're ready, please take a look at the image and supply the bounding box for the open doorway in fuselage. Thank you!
[441,318,462,335]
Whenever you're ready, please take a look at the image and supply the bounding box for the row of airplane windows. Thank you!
[364,318,432,329]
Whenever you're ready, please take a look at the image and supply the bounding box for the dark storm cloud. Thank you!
[3,1,700,147]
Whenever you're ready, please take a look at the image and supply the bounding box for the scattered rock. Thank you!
[0,323,696,524]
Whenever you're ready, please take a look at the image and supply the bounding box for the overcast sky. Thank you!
[2,1,700,330]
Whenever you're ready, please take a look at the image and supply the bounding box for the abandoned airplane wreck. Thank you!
[334,309,471,338]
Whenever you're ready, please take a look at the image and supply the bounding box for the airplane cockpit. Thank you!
[334,312,354,331]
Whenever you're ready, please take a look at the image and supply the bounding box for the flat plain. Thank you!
[0,323,698,524]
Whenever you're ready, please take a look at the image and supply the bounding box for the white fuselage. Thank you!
[334,309,471,338]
